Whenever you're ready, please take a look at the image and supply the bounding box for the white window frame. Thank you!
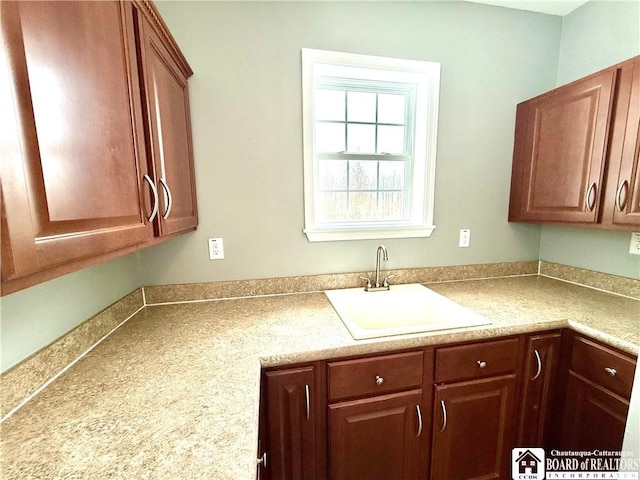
[302,48,441,242]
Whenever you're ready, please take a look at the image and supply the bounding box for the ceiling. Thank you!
[464,0,589,16]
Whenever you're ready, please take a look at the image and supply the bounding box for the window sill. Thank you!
[303,225,436,242]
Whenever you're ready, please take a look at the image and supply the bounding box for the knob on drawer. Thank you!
[375,375,384,386]
[604,367,617,377]
[477,361,487,369]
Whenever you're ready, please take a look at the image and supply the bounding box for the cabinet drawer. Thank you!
[570,336,636,399]
[435,338,520,383]
[328,351,423,401]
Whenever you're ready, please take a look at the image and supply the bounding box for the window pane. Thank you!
[315,89,345,121]
[318,192,347,221]
[319,160,347,190]
[347,91,376,122]
[379,161,405,190]
[378,192,404,220]
[316,122,345,152]
[378,94,405,124]
[349,160,377,190]
[347,124,375,153]
[377,125,405,154]
[348,192,376,220]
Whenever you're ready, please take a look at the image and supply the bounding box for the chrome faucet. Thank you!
[360,245,394,291]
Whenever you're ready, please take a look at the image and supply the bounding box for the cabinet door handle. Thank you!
[615,180,629,212]
[531,349,542,381]
[477,360,487,369]
[304,384,310,420]
[439,400,447,432]
[159,178,173,219]
[415,405,423,438]
[375,375,384,386]
[585,182,597,211]
[144,174,159,222]
[256,451,267,467]
[604,367,617,377]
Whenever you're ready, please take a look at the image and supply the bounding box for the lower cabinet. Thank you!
[329,390,424,480]
[432,375,516,479]
[258,331,637,480]
[260,366,322,480]
[557,334,636,451]
[516,332,562,447]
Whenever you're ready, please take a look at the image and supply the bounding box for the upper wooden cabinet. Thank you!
[133,2,198,236]
[509,56,640,229]
[0,1,197,295]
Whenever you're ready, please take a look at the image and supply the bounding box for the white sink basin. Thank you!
[325,283,491,340]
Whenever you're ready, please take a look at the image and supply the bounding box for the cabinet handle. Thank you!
[305,384,310,420]
[375,375,384,386]
[256,452,267,467]
[615,180,629,212]
[477,360,487,369]
[604,367,617,377]
[585,182,597,211]
[144,174,159,222]
[439,400,447,432]
[532,349,542,381]
[159,177,173,219]
[415,405,423,438]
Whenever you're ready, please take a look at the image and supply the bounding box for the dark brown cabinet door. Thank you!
[431,375,516,480]
[134,5,198,236]
[264,367,318,480]
[559,372,629,451]
[0,1,152,292]
[605,57,640,228]
[516,332,561,447]
[509,68,617,224]
[329,390,424,480]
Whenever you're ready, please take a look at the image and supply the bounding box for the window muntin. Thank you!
[302,49,440,242]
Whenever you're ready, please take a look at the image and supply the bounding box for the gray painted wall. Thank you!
[138,0,557,286]
[539,0,640,279]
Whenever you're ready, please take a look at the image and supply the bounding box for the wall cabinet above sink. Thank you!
[0,0,198,295]
[508,55,640,230]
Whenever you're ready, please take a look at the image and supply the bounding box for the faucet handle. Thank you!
[382,274,396,287]
[359,276,372,289]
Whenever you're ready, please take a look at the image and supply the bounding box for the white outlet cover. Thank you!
[208,238,224,260]
[630,232,640,255]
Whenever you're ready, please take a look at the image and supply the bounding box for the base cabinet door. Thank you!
[516,332,561,447]
[329,390,424,480]
[431,375,517,480]
[559,372,629,451]
[263,367,319,480]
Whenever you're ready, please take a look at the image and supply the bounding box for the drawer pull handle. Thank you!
[304,384,310,420]
[477,360,487,369]
[604,367,617,377]
[532,349,542,381]
[439,400,447,432]
[375,375,384,386]
[415,405,423,437]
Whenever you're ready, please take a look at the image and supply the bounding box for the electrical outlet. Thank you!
[208,238,224,260]
[459,229,470,248]
[629,232,640,255]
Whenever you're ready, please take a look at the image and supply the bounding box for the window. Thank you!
[302,49,441,242]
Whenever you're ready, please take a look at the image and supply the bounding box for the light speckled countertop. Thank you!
[1,276,638,479]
